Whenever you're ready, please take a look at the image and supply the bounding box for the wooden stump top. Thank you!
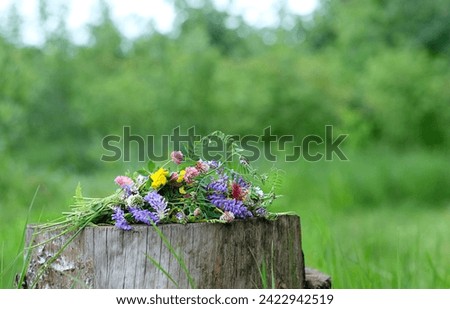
[26,215,305,289]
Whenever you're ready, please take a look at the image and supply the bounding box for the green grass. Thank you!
[1,148,449,288]
[293,204,449,288]
[273,148,450,288]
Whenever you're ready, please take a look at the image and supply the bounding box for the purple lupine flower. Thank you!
[256,207,267,217]
[208,193,252,219]
[144,191,168,220]
[129,207,159,225]
[175,211,187,223]
[122,184,136,198]
[234,176,249,189]
[207,175,229,193]
[207,160,220,169]
[206,193,225,209]
[112,207,132,230]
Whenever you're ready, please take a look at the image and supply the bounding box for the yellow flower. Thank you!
[151,168,169,189]
[177,170,186,183]
[179,186,186,194]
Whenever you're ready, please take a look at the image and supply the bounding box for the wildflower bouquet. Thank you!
[23,132,283,289]
[110,151,276,230]
[60,132,281,233]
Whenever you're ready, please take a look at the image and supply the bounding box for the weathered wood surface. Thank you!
[26,215,305,289]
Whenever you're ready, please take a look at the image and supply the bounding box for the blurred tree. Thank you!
[173,0,252,57]
[0,0,449,172]
[303,0,337,50]
[87,0,125,68]
[383,0,450,56]
[0,5,36,152]
[362,49,450,148]
[307,0,450,58]
[3,3,22,44]
[23,2,95,170]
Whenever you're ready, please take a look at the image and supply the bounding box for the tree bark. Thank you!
[26,215,305,289]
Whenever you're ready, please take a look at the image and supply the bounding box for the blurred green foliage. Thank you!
[0,0,449,167]
[0,0,449,288]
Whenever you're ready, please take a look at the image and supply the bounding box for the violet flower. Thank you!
[129,207,159,225]
[208,193,252,218]
[144,191,168,220]
[112,207,132,231]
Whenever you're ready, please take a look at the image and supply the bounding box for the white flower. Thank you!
[253,186,264,197]
[220,211,235,223]
[126,194,144,207]
[136,175,148,186]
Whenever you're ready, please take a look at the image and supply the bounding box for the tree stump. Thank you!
[305,267,332,289]
[25,215,305,289]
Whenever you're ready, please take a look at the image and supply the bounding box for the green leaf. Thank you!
[147,160,155,172]
[136,169,149,176]
[75,182,83,200]
[180,144,189,156]
[178,161,193,170]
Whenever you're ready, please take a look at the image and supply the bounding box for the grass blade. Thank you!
[249,247,268,288]
[145,254,179,288]
[150,222,196,288]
